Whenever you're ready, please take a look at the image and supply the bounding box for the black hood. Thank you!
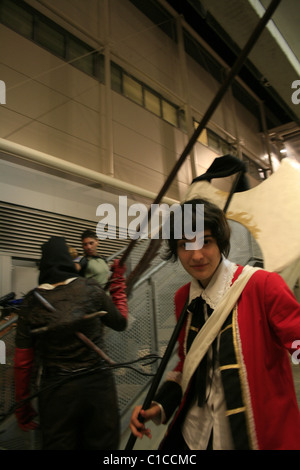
[38,236,79,285]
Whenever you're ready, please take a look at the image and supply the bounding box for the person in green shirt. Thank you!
[80,229,110,289]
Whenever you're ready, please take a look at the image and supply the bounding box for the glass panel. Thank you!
[144,88,161,116]
[1,0,33,39]
[162,100,178,126]
[96,53,105,84]
[37,19,65,58]
[199,129,208,146]
[220,140,230,155]
[123,74,143,105]
[178,109,187,132]
[207,130,220,152]
[194,121,208,145]
[68,37,94,75]
[111,62,122,93]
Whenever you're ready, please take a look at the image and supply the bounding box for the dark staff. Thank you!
[124,0,282,450]
[120,0,280,269]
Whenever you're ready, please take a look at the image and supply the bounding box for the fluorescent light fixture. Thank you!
[248,0,300,75]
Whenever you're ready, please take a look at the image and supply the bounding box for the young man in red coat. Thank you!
[130,198,300,450]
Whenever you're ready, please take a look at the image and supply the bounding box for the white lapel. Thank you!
[181,265,260,395]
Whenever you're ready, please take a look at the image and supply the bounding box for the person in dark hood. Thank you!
[14,236,128,450]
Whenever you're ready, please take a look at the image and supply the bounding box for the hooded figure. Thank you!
[14,236,128,450]
[38,236,79,285]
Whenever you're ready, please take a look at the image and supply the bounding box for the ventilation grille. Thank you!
[0,201,130,259]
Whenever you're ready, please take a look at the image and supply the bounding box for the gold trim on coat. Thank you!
[232,305,259,449]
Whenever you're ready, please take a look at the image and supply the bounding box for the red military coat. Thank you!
[160,265,300,450]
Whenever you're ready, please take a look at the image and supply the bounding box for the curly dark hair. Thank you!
[81,229,98,241]
[162,198,231,262]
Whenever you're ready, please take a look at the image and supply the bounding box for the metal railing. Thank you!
[0,218,264,449]
[0,239,189,449]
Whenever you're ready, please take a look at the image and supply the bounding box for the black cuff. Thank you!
[154,380,182,422]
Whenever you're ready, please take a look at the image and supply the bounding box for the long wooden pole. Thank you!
[121,0,281,268]
[124,0,282,450]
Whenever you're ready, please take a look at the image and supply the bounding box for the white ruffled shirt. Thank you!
[181,258,238,450]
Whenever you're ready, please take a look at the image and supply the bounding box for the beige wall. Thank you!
[0,0,265,208]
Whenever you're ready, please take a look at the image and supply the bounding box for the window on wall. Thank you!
[193,121,208,145]
[207,129,221,152]
[68,37,95,76]
[36,18,66,58]
[0,0,33,39]
[0,0,104,81]
[2,0,253,153]
[1,0,182,130]
[144,88,161,117]
[162,100,178,127]
[110,61,181,128]
[96,53,105,84]
[199,129,208,146]
[111,62,123,94]
[193,120,239,157]
[123,74,143,106]
[178,109,187,132]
